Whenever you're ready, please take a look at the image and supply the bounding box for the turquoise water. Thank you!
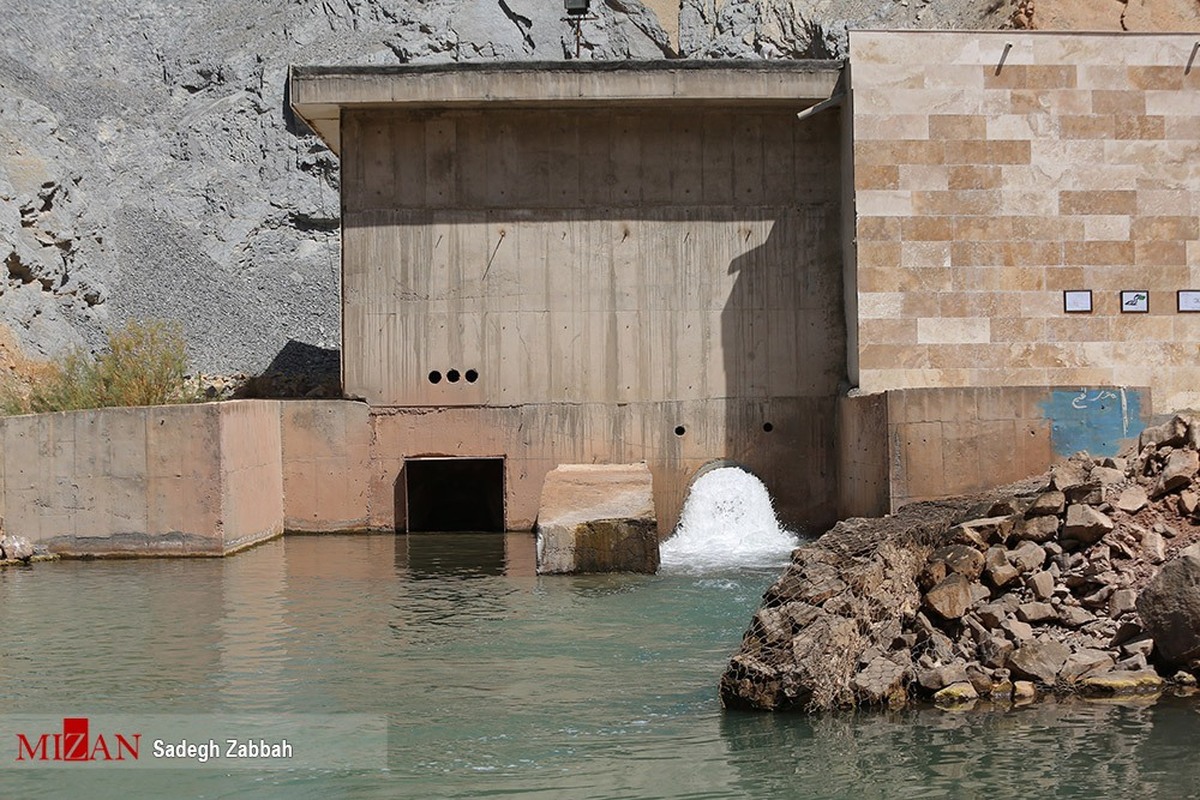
[2,533,1200,798]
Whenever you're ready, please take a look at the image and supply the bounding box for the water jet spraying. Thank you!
[661,467,799,572]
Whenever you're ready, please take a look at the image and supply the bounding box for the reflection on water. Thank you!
[719,698,1200,799]
[1,535,1200,799]
[399,532,534,579]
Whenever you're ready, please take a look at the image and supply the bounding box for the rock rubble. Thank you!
[720,414,1200,711]
[0,532,53,566]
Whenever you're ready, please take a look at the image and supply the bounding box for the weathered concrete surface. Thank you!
[0,394,836,550]
[838,385,1150,519]
[326,87,844,533]
[0,401,283,556]
[281,400,374,532]
[536,463,659,574]
[291,61,841,152]
[369,397,837,535]
[335,102,844,410]
[836,389,888,519]
[219,400,285,553]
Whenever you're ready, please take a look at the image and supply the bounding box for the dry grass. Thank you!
[0,319,202,415]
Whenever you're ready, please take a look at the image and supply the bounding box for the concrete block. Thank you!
[0,401,284,556]
[836,391,889,519]
[536,463,658,574]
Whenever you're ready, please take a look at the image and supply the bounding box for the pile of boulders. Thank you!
[720,414,1200,712]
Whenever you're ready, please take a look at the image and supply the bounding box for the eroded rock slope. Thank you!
[0,0,672,375]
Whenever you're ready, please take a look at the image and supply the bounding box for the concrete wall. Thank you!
[0,394,836,548]
[340,100,848,531]
[369,397,835,535]
[280,400,374,532]
[0,386,1151,553]
[836,390,888,519]
[290,63,842,154]
[0,401,283,556]
[341,106,844,408]
[849,31,1200,412]
[838,385,1151,517]
[219,400,285,551]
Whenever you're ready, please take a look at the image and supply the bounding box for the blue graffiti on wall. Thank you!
[1040,388,1145,458]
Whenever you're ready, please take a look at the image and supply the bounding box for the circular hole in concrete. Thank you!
[447,369,461,383]
[465,369,479,383]
[763,422,774,433]
[428,370,442,384]
[674,425,686,436]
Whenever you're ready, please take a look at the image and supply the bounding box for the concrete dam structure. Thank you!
[4,30,1200,560]
[289,59,848,536]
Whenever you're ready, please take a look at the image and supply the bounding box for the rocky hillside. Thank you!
[720,414,1200,711]
[1,0,1197,379]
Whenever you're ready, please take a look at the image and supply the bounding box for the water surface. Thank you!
[1,534,1199,799]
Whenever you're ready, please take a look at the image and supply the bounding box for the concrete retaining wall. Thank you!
[281,400,374,532]
[0,401,282,556]
[334,96,847,535]
[838,385,1152,517]
[369,397,837,536]
[0,386,1155,556]
[836,390,889,519]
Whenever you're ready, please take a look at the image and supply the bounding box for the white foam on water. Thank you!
[660,467,799,572]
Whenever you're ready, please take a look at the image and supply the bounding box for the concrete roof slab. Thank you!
[289,60,843,154]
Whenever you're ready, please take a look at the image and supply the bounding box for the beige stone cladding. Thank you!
[849,31,1200,411]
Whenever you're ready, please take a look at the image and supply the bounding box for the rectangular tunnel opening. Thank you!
[403,457,506,533]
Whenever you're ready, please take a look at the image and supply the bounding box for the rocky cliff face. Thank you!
[678,0,1008,59]
[3,0,1190,377]
[0,0,676,376]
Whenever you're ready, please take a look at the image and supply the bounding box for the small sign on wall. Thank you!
[1179,291,1200,312]
[1063,290,1092,313]
[1120,290,1149,313]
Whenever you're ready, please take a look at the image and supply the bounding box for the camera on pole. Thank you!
[562,0,596,58]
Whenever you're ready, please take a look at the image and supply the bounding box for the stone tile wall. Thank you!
[849,31,1200,411]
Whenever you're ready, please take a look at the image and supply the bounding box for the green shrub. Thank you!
[1,319,202,415]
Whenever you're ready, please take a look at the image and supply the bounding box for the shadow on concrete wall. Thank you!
[719,196,845,529]
[339,105,849,530]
